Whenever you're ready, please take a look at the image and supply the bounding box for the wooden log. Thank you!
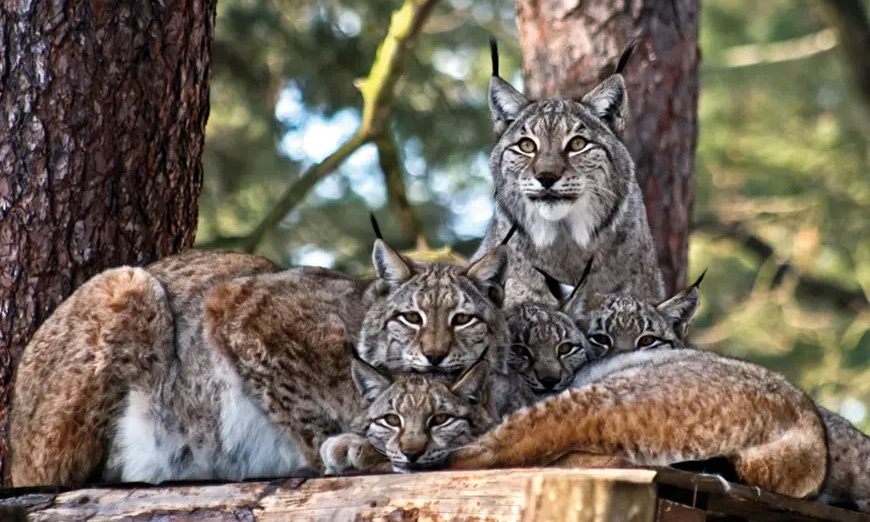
[1,467,868,522]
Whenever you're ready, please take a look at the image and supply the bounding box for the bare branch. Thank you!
[220,0,442,253]
[375,130,424,241]
[712,29,838,70]
[693,215,869,312]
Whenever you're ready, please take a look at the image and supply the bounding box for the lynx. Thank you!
[473,39,664,306]
[557,273,870,512]
[320,357,495,474]
[11,236,510,486]
[450,348,828,499]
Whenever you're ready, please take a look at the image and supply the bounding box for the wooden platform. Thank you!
[1,467,867,521]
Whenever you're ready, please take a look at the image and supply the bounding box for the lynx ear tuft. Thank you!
[534,267,566,302]
[351,358,393,403]
[451,356,490,405]
[582,74,627,136]
[656,274,703,341]
[489,77,530,136]
[372,239,412,292]
[560,257,595,315]
[615,38,638,75]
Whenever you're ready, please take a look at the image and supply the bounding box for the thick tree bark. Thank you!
[516,0,700,295]
[0,0,215,483]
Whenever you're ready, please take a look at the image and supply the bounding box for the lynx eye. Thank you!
[557,343,579,357]
[381,414,402,427]
[510,344,532,359]
[451,313,474,327]
[636,335,662,349]
[588,333,612,348]
[429,413,452,427]
[566,136,588,152]
[398,312,423,326]
[517,138,537,154]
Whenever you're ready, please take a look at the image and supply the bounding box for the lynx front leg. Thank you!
[11,268,173,487]
[321,433,390,475]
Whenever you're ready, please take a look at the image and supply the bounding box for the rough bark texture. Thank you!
[516,0,700,294]
[0,0,216,483]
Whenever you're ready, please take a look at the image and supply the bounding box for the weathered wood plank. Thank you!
[656,499,706,522]
[15,469,660,522]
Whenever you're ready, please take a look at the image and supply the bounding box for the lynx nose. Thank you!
[539,376,560,390]
[425,352,447,366]
[403,448,425,463]
[535,173,558,189]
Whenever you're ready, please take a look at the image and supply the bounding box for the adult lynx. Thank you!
[11,236,510,486]
[474,40,664,305]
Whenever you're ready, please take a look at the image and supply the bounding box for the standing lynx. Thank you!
[474,40,664,305]
[11,238,510,486]
[450,348,828,499]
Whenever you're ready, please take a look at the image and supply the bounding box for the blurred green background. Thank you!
[195,0,870,428]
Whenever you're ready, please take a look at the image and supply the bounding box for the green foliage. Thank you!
[197,0,870,428]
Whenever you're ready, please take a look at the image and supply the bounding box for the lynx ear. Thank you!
[560,257,595,315]
[656,270,705,340]
[465,247,509,307]
[372,239,412,292]
[490,75,529,136]
[351,358,393,403]
[450,357,490,405]
[582,74,627,135]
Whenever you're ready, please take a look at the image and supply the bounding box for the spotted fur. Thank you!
[474,41,664,306]
[451,348,828,499]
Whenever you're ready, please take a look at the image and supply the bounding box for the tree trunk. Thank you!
[516,0,700,295]
[0,0,216,483]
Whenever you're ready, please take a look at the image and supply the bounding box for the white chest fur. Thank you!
[109,358,304,483]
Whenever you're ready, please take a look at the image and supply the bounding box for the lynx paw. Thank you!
[320,433,387,475]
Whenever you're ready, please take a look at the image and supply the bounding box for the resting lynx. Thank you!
[11,236,510,486]
[450,348,828,499]
[474,40,664,305]
[320,358,495,474]
[559,273,870,512]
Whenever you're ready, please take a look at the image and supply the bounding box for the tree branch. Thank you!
[693,215,869,312]
[709,29,838,70]
[375,130,424,240]
[208,0,442,253]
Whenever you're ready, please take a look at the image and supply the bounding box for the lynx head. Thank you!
[557,271,705,355]
[357,236,510,375]
[505,303,598,394]
[351,358,495,472]
[487,39,636,248]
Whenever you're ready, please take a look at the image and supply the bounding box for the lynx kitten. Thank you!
[11,236,510,486]
[561,274,870,512]
[320,357,495,474]
[450,348,827,499]
[474,40,664,306]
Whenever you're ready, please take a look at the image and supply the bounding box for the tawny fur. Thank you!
[11,244,510,486]
[568,285,870,511]
[450,349,828,499]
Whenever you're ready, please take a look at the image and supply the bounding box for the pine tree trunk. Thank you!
[0,0,216,483]
[516,0,700,295]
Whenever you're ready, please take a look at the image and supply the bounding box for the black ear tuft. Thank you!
[534,266,566,301]
[500,224,518,246]
[370,212,384,240]
[691,269,707,289]
[563,257,594,305]
[489,37,499,77]
[615,38,638,75]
